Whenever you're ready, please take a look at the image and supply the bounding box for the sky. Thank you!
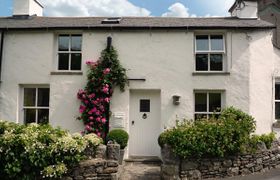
[0,0,235,17]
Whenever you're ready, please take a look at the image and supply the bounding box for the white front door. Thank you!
[129,90,161,157]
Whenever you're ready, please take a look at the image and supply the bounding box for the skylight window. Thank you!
[101,17,122,24]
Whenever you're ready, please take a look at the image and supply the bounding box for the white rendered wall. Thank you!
[13,0,43,16]
[231,1,258,18]
[0,29,275,135]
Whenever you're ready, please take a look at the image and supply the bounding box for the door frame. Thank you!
[128,89,161,158]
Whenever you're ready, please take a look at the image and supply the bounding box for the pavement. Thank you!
[119,159,280,180]
[223,168,280,180]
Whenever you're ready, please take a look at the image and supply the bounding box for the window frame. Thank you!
[194,91,224,120]
[57,34,83,71]
[275,82,280,120]
[21,85,50,124]
[194,34,226,72]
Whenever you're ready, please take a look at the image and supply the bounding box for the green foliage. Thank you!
[106,129,129,149]
[77,45,128,138]
[158,107,259,158]
[0,121,102,179]
[248,132,276,152]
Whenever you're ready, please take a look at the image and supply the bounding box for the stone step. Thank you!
[124,156,162,164]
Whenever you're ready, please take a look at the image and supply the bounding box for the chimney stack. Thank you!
[229,0,258,18]
[13,0,43,17]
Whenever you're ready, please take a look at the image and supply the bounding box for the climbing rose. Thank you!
[79,105,86,113]
[104,97,110,103]
[103,68,111,75]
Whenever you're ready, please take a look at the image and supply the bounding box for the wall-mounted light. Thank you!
[172,95,181,105]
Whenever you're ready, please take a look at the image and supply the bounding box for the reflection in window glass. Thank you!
[210,54,223,71]
[24,109,36,124]
[196,35,209,51]
[59,35,69,51]
[71,35,82,51]
[38,88,50,107]
[195,93,207,112]
[196,54,208,71]
[58,53,69,70]
[24,88,36,106]
[209,93,221,112]
[210,35,224,51]
[140,100,150,112]
[71,53,82,70]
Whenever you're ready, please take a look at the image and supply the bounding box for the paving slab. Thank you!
[119,161,161,180]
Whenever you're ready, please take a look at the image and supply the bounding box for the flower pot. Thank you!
[119,149,125,165]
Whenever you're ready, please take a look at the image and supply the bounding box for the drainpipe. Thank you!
[0,30,4,82]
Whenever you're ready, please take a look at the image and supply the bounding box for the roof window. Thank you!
[101,17,122,24]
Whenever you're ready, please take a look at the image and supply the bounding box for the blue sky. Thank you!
[0,0,235,17]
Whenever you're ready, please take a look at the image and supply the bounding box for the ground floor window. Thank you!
[194,91,222,120]
[275,83,280,119]
[23,87,50,124]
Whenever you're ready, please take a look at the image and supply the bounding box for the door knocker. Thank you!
[142,113,147,119]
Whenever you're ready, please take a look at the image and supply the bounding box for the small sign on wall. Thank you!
[111,112,125,128]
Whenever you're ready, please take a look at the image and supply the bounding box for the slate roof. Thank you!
[0,16,275,30]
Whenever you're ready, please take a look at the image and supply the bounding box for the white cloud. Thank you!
[40,0,151,17]
[162,3,196,17]
[196,0,235,16]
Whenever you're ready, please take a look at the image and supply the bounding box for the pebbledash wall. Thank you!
[0,29,277,153]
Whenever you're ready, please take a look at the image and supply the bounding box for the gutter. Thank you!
[0,30,4,82]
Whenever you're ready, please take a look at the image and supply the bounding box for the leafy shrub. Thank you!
[106,129,129,149]
[0,121,102,179]
[248,132,276,152]
[158,107,258,158]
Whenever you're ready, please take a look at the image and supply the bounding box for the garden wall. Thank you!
[161,141,280,180]
[63,143,120,180]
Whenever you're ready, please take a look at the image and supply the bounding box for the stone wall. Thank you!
[63,143,120,180]
[161,141,280,180]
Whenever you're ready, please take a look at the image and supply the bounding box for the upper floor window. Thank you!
[58,34,82,71]
[195,35,225,71]
[23,87,50,124]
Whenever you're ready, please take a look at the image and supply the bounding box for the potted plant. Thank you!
[106,129,129,164]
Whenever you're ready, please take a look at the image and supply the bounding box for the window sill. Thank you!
[50,71,83,75]
[192,72,230,76]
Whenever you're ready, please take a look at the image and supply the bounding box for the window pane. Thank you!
[276,84,280,100]
[140,99,150,112]
[211,35,224,51]
[276,102,280,119]
[38,88,50,107]
[196,54,208,71]
[210,54,223,71]
[38,109,49,124]
[59,35,69,51]
[24,88,36,106]
[196,35,209,51]
[195,93,207,112]
[71,53,82,70]
[24,109,36,124]
[209,93,221,112]
[71,35,82,51]
[58,53,69,70]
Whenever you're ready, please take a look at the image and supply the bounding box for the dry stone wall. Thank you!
[63,143,120,180]
[161,141,280,180]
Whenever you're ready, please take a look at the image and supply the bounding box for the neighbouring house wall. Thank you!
[249,30,275,134]
[0,29,275,136]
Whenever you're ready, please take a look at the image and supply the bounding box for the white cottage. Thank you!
[0,0,279,157]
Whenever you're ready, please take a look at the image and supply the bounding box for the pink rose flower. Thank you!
[103,68,111,75]
[96,117,101,122]
[79,105,86,113]
[89,116,94,120]
[104,97,110,103]
[101,118,106,124]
